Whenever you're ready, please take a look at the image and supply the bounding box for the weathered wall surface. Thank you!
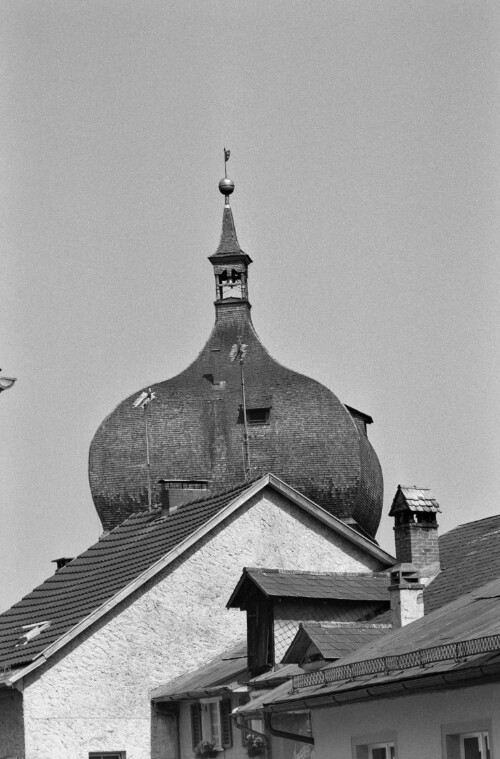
[311,682,500,759]
[22,488,383,759]
[0,688,25,758]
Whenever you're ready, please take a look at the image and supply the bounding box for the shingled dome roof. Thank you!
[89,187,383,535]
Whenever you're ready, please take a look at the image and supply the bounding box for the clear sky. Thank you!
[0,1,499,612]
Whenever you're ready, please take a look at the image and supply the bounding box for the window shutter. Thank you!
[220,698,233,748]
[191,702,202,749]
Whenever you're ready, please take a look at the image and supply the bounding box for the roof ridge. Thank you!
[446,512,500,534]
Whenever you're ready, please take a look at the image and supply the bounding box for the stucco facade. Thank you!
[5,487,384,759]
[303,681,499,759]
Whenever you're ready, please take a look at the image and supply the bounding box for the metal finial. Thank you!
[219,148,234,203]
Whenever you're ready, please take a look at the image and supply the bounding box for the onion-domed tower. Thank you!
[89,169,383,536]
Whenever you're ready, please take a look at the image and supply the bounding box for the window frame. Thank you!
[352,731,397,759]
[89,753,126,759]
[442,719,493,759]
[460,732,490,759]
[200,696,223,749]
[193,696,233,751]
[368,743,396,759]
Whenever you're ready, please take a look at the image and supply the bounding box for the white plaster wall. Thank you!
[22,488,382,759]
[310,681,500,759]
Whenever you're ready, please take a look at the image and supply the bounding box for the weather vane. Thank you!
[223,147,230,177]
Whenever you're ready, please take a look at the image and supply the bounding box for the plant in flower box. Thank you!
[194,741,218,758]
[244,734,265,757]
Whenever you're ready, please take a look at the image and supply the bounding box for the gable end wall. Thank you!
[20,487,383,759]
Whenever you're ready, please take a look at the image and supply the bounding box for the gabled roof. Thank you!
[0,479,254,674]
[151,640,249,701]
[227,568,390,609]
[0,473,394,685]
[389,485,440,515]
[282,622,391,664]
[247,574,500,712]
[425,513,500,612]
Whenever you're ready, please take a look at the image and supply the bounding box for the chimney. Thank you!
[389,485,441,582]
[52,557,74,573]
[157,479,211,515]
[388,563,424,627]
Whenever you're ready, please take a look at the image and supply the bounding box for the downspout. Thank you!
[264,711,314,745]
[233,712,268,742]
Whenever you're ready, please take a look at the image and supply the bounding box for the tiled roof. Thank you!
[283,622,391,664]
[248,663,303,686]
[424,513,500,613]
[0,480,255,671]
[151,640,249,700]
[252,575,500,710]
[389,485,440,515]
[228,569,390,607]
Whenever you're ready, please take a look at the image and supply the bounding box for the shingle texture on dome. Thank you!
[89,204,384,536]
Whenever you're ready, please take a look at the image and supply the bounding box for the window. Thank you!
[443,721,492,759]
[238,407,270,425]
[368,744,396,759]
[352,733,397,759]
[191,698,233,750]
[89,754,125,759]
[206,699,221,747]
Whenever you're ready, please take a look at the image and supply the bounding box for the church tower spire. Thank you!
[208,151,252,304]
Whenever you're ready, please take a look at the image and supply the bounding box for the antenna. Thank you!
[230,336,250,479]
[133,388,156,510]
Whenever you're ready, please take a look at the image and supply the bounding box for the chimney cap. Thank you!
[389,485,440,516]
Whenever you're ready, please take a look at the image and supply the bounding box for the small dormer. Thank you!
[226,568,391,676]
[345,405,373,438]
[282,621,392,672]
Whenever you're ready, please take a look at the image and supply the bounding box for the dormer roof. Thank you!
[282,621,391,665]
[227,568,391,609]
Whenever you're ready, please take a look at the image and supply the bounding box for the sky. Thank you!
[0,1,499,612]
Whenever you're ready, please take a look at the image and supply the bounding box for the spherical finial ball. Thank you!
[219,177,235,196]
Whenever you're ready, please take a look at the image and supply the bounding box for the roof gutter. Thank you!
[264,660,500,714]
[153,684,247,702]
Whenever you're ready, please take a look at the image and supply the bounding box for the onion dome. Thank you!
[89,177,383,536]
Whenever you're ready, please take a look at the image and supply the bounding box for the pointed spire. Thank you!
[214,205,243,256]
